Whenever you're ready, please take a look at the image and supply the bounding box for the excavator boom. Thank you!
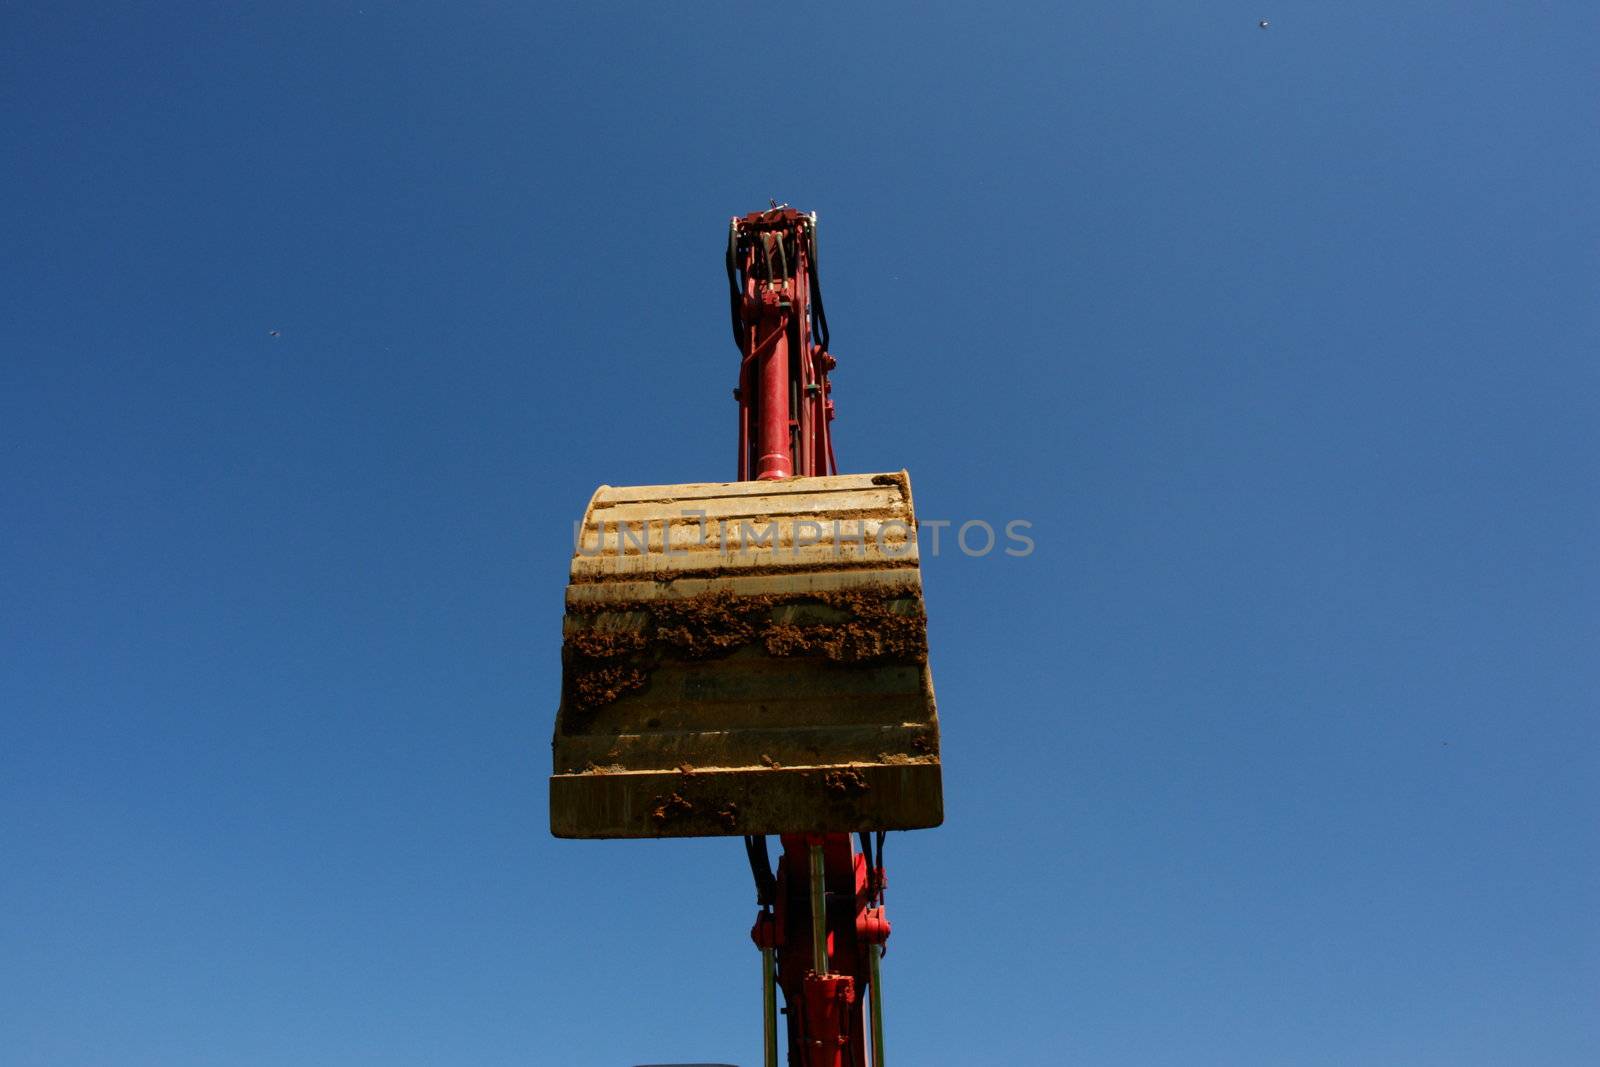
[550,207,940,1067]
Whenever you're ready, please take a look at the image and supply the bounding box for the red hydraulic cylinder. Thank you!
[801,973,856,1067]
[754,291,794,480]
[729,206,833,482]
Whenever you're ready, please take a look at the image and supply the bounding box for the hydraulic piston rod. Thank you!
[764,946,779,1067]
[809,842,828,973]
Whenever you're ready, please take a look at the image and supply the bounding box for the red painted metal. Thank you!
[730,207,836,482]
[754,293,793,480]
[729,207,886,1064]
[751,834,887,1066]
[801,974,855,1067]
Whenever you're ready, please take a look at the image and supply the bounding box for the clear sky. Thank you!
[3,3,1596,1065]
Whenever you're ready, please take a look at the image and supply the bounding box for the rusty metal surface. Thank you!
[550,471,943,838]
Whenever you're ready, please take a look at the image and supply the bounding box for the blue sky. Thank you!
[2,3,1596,1065]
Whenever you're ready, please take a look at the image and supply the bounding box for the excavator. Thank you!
[550,206,943,1067]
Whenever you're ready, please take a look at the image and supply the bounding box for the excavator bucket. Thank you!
[550,471,942,838]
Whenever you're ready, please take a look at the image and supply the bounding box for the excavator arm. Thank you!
[550,207,942,1066]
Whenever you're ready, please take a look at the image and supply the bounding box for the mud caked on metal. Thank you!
[550,470,943,838]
